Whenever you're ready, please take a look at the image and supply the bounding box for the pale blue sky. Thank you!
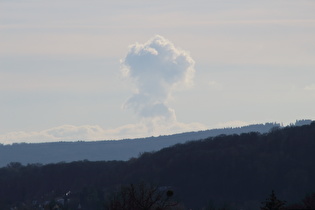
[1,0,315,144]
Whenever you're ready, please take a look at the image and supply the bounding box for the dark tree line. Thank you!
[0,122,315,209]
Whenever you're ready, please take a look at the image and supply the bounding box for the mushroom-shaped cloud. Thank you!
[121,35,195,121]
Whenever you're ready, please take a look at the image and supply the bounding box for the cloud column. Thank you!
[121,35,195,125]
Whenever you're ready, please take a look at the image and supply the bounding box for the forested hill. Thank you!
[0,122,285,167]
[0,121,315,209]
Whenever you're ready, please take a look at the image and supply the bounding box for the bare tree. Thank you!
[105,183,179,210]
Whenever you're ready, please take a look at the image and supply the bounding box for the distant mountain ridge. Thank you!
[0,120,314,209]
[0,120,311,167]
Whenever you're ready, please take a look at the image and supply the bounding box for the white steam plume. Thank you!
[121,35,195,123]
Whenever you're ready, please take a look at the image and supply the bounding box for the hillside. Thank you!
[0,121,314,209]
[0,122,283,167]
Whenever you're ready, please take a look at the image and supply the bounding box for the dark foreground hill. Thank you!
[0,121,315,209]
[0,122,283,167]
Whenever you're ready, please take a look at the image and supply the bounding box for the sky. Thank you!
[0,0,315,144]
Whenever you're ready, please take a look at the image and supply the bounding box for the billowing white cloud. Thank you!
[0,121,207,145]
[0,125,106,144]
[121,35,195,121]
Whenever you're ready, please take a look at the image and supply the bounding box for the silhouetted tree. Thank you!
[261,190,286,210]
[302,192,315,209]
[285,192,315,209]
